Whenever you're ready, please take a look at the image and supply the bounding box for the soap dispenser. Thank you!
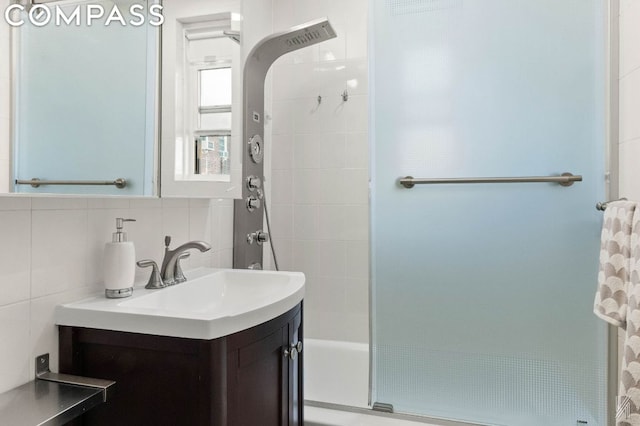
[104,218,136,298]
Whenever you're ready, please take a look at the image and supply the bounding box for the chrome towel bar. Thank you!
[16,178,127,189]
[398,173,581,189]
[596,198,628,211]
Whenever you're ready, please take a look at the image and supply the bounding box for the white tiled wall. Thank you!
[619,0,640,199]
[0,196,233,393]
[269,0,369,343]
[618,0,640,373]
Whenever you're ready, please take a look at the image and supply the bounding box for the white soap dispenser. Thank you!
[104,218,136,298]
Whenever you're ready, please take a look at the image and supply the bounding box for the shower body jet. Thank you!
[233,18,337,269]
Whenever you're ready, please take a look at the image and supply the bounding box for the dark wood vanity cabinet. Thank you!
[59,303,303,426]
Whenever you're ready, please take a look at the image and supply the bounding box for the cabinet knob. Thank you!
[283,347,297,360]
[283,341,303,360]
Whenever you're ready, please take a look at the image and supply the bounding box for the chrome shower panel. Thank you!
[233,18,337,269]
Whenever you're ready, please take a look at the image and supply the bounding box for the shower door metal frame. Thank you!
[605,1,620,425]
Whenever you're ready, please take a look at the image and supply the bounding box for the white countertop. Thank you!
[55,268,305,340]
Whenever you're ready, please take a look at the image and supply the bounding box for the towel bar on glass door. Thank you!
[15,178,127,189]
[398,173,582,189]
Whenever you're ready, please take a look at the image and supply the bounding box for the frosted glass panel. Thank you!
[370,1,608,425]
[14,1,156,195]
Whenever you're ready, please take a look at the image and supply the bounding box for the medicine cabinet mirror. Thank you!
[8,0,159,196]
[3,0,242,198]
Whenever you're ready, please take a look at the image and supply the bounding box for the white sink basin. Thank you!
[55,268,305,339]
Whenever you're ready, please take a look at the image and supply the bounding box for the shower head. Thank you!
[281,18,337,50]
[245,18,337,73]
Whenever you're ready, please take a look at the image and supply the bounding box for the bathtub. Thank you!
[302,339,445,426]
[303,338,369,408]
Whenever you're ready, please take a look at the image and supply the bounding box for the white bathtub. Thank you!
[303,339,440,426]
[303,338,369,408]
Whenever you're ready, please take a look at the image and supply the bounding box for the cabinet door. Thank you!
[228,326,288,426]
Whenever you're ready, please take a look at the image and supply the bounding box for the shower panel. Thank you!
[233,19,336,269]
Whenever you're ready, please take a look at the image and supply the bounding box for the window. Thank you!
[194,66,232,176]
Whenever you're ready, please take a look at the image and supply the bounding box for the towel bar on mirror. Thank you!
[398,173,582,189]
[596,198,628,211]
[15,178,127,188]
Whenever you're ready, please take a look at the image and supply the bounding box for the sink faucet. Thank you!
[160,236,211,286]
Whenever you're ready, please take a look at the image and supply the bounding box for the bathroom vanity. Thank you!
[55,268,305,425]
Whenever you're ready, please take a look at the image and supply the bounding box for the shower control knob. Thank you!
[247,230,269,245]
[246,176,262,191]
[246,196,261,212]
[248,135,264,164]
[255,231,269,245]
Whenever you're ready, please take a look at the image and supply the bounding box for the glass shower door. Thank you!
[370,1,608,425]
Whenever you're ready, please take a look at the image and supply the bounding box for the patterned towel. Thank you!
[594,201,636,327]
[593,200,640,425]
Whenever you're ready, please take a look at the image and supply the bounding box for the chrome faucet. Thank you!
[160,236,211,286]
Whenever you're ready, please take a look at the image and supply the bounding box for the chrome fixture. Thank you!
[174,252,190,283]
[160,236,211,286]
[248,135,264,164]
[372,403,394,414]
[246,175,262,191]
[137,259,165,289]
[283,341,303,360]
[0,353,116,425]
[247,230,269,245]
[223,30,241,43]
[36,353,115,402]
[15,177,127,188]
[233,18,337,269]
[596,198,628,211]
[398,172,582,189]
[246,195,261,212]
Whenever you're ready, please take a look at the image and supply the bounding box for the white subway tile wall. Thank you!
[0,196,233,393]
[269,0,369,343]
[619,0,640,373]
[620,0,640,205]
